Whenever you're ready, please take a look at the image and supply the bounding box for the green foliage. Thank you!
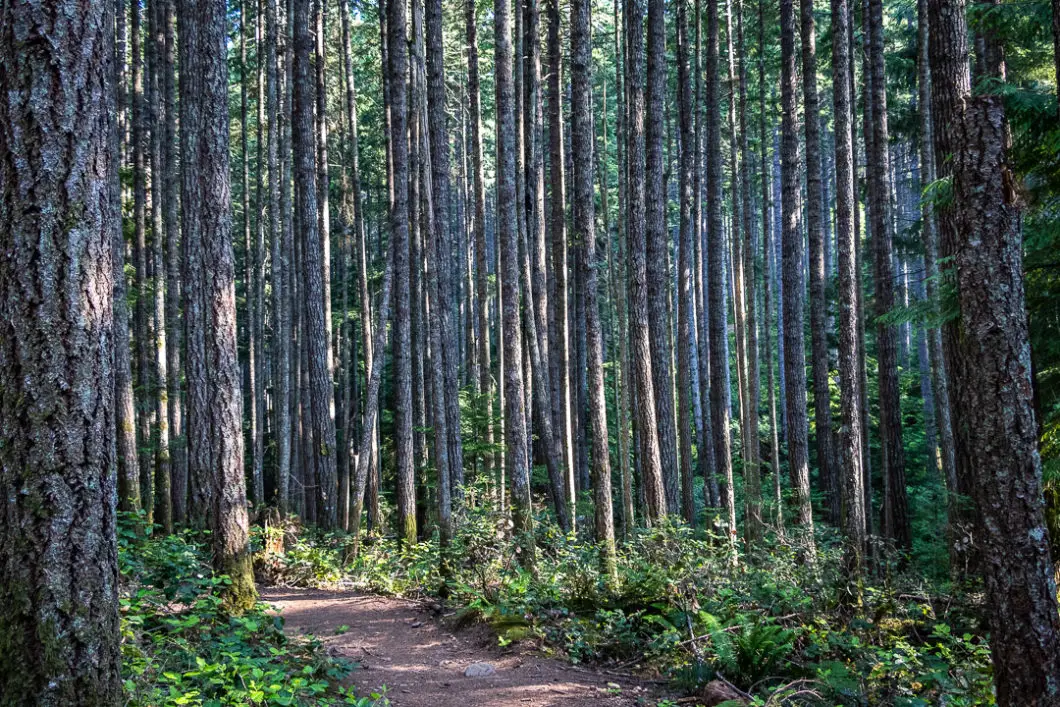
[252,508,994,705]
[119,515,382,706]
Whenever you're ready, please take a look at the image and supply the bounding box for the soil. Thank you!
[260,587,664,707]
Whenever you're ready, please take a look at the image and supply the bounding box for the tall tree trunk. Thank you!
[546,0,576,520]
[571,0,617,573]
[180,0,257,612]
[389,0,415,545]
[780,0,816,553]
[696,0,720,511]
[497,0,537,560]
[916,0,960,565]
[150,0,172,533]
[951,90,1060,705]
[646,0,679,511]
[800,0,837,521]
[614,0,637,533]
[116,0,142,515]
[293,0,338,528]
[676,0,696,526]
[758,0,783,536]
[254,0,267,514]
[625,0,667,523]
[708,0,738,544]
[867,0,910,550]
[315,0,333,383]
[268,0,291,515]
[426,0,465,498]
[0,0,122,695]
[133,0,154,522]
[525,0,552,503]
[163,0,185,524]
[239,0,262,510]
[725,0,749,546]
[736,0,761,544]
[468,0,496,507]
[832,0,866,576]
[514,0,570,532]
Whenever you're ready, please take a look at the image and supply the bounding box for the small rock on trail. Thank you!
[260,587,661,707]
[464,662,497,677]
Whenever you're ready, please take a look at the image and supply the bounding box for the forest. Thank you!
[2,0,1060,702]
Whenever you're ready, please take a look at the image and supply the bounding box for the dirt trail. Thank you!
[261,587,660,707]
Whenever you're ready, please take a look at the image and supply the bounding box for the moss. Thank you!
[401,515,417,547]
[220,552,258,615]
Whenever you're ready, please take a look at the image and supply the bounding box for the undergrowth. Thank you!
[256,506,996,706]
[119,513,384,706]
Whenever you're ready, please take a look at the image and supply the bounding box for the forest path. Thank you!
[261,587,660,707]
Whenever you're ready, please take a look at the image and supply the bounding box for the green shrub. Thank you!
[119,514,383,706]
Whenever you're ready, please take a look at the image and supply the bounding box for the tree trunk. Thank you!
[572,0,617,573]
[497,0,537,560]
[676,0,696,526]
[240,0,261,511]
[951,93,1060,707]
[736,0,762,544]
[916,0,960,570]
[133,0,154,521]
[831,0,866,575]
[758,0,783,536]
[268,0,292,515]
[867,0,910,550]
[150,0,172,533]
[780,0,816,552]
[696,0,720,511]
[293,0,338,528]
[115,5,142,513]
[646,0,679,511]
[800,0,837,521]
[546,0,576,520]
[625,0,667,523]
[179,0,257,612]
[163,0,185,524]
[0,0,122,696]
[426,0,465,497]
[708,0,737,544]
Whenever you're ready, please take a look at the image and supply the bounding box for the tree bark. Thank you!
[916,0,960,570]
[646,0,680,511]
[162,0,185,524]
[800,0,837,521]
[676,0,697,526]
[546,0,577,520]
[572,0,617,573]
[293,0,338,528]
[625,0,667,523]
[179,0,257,612]
[497,0,537,560]
[867,0,911,550]
[426,0,465,497]
[951,94,1060,707]
[758,0,783,536]
[736,0,762,544]
[780,0,816,552]
[150,0,172,533]
[709,0,738,544]
[268,0,292,515]
[468,0,497,505]
[133,0,154,521]
[831,0,866,575]
[0,0,122,696]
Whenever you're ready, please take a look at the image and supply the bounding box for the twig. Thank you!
[715,672,754,701]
